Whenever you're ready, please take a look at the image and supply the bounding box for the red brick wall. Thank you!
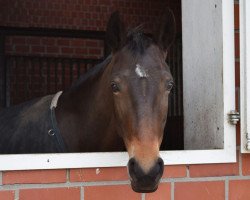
[0,0,181,31]
[5,36,104,59]
[0,1,247,200]
[2,0,181,58]
[1,0,181,105]
[1,151,250,200]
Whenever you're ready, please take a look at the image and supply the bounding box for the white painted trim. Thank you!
[0,149,235,171]
[0,1,236,170]
[221,0,236,159]
[240,0,250,153]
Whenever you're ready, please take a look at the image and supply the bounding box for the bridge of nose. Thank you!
[127,138,160,173]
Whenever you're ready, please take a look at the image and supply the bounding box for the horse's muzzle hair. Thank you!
[128,157,164,193]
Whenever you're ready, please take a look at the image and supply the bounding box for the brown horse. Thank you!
[57,10,176,192]
[0,9,175,193]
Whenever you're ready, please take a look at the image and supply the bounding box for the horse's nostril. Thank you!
[157,158,164,167]
[128,158,137,174]
[147,157,164,179]
[156,158,164,175]
[128,158,141,181]
[128,158,136,169]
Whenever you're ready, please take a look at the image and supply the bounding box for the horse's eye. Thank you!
[166,81,174,91]
[111,82,120,93]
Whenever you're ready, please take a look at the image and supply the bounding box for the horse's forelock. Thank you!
[126,25,154,55]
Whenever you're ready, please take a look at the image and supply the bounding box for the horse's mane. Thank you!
[71,55,112,88]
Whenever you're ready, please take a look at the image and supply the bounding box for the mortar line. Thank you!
[1,174,250,191]
[225,178,229,200]
[161,175,250,183]
[81,186,84,200]
[141,193,145,200]
[186,165,190,178]
[239,149,243,176]
[171,182,174,200]
[66,169,70,183]
[14,189,19,200]
[0,180,130,190]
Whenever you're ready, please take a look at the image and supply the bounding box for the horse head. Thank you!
[106,9,176,193]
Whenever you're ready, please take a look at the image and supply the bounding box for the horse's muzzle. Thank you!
[128,157,164,193]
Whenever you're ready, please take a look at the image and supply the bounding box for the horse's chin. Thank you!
[130,182,159,193]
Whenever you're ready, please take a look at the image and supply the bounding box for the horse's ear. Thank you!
[155,8,176,54]
[106,11,125,53]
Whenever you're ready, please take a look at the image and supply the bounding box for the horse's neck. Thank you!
[56,62,122,152]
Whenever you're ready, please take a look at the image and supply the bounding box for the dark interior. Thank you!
[0,0,183,151]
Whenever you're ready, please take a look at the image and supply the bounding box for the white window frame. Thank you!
[240,0,250,153]
[0,0,236,170]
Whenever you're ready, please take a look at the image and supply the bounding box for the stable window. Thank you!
[0,0,237,170]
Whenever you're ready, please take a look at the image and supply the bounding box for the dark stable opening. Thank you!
[0,0,183,151]
[162,0,183,150]
[161,35,183,150]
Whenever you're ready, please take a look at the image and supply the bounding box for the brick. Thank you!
[234,4,239,30]
[20,187,80,200]
[12,37,26,44]
[26,37,41,45]
[242,154,250,175]
[75,48,88,55]
[15,45,29,53]
[41,38,55,46]
[189,153,239,177]
[61,47,74,54]
[46,46,59,54]
[145,183,171,200]
[5,37,12,45]
[229,180,250,200]
[96,20,102,27]
[57,39,70,46]
[236,123,240,146]
[235,61,240,87]
[31,45,45,53]
[5,44,13,53]
[235,32,239,58]
[163,165,186,178]
[3,169,66,184]
[85,40,98,47]
[236,87,240,111]
[84,185,141,200]
[71,39,85,47]
[88,48,102,55]
[0,191,15,200]
[70,167,128,182]
[175,181,225,200]
[87,54,99,59]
